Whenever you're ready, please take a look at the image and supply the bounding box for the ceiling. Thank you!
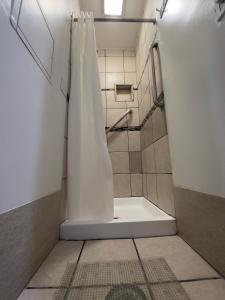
[79,0,146,49]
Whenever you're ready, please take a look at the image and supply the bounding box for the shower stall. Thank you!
[60,11,176,240]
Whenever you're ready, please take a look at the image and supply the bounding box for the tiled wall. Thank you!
[97,49,143,197]
[136,1,175,216]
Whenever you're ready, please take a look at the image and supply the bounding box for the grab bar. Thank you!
[150,42,164,108]
[106,109,132,134]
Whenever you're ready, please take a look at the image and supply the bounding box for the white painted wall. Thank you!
[0,0,80,214]
[155,0,225,197]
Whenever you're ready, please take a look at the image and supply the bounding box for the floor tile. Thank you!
[28,241,83,287]
[17,288,66,300]
[182,279,225,300]
[79,239,138,263]
[68,285,151,300]
[135,236,219,281]
[143,257,177,283]
[150,282,190,300]
[73,261,145,286]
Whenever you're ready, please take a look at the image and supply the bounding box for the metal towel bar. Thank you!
[106,109,132,134]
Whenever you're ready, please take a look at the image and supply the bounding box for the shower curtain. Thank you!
[67,12,114,222]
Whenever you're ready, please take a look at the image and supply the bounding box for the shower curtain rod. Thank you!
[73,17,156,24]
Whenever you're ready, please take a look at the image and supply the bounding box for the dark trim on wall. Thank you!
[0,191,61,300]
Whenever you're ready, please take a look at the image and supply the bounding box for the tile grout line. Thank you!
[132,239,155,300]
[63,240,86,300]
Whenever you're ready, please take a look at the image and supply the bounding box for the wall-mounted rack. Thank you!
[73,17,156,24]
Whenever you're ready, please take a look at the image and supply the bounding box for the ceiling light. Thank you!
[104,0,123,16]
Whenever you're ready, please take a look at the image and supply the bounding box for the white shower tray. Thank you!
[60,197,176,240]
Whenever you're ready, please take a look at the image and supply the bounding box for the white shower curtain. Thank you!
[67,12,113,222]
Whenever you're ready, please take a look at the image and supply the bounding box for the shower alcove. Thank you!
[60,197,176,240]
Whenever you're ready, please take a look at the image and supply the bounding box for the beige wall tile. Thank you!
[106,91,126,108]
[147,174,158,206]
[140,64,150,98]
[101,91,107,108]
[106,73,124,89]
[129,151,142,173]
[128,131,141,151]
[110,152,129,174]
[106,49,123,57]
[128,108,139,127]
[127,91,139,108]
[131,174,143,196]
[125,73,137,87]
[106,57,124,73]
[141,117,153,150]
[97,57,105,73]
[124,57,136,72]
[142,144,156,173]
[113,174,131,197]
[107,132,129,152]
[175,188,225,277]
[152,108,167,142]
[124,49,135,57]
[157,174,175,216]
[154,135,172,173]
[97,49,105,57]
[103,109,106,126]
[99,73,105,89]
[143,174,147,198]
[107,108,127,127]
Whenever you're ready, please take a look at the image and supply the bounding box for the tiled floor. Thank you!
[18,236,225,300]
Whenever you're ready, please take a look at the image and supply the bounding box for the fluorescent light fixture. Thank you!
[104,0,123,16]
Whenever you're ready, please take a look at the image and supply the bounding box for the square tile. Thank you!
[143,257,177,283]
[101,91,106,108]
[68,285,151,300]
[128,108,139,127]
[141,117,153,150]
[151,282,190,300]
[128,131,141,151]
[124,57,136,72]
[127,91,139,108]
[106,90,126,108]
[154,135,172,173]
[110,152,130,174]
[18,289,66,300]
[146,174,157,206]
[99,73,105,89]
[106,57,124,73]
[106,49,123,57]
[125,73,137,87]
[106,73,124,89]
[143,174,148,199]
[113,174,131,197]
[152,108,167,142]
[124,49,136,57]
[97,49,105,57]
[135,236,219,281]
[131,174,143,196]
[157,174,175,216]
[107,131,128,152]
[28,241,83,287]
[142,144,156,173]
[97,57,105,73]
[182,279,225,300]
[73,261,145,286]
[129,151,142,173]
[79,239,138,263]
[107,108,127,127]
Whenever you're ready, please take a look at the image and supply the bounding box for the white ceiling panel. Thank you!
[79,0,146,49]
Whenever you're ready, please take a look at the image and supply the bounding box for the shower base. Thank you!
[60,197,176,240]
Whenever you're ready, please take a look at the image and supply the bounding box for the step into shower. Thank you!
[60,197,176,240]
